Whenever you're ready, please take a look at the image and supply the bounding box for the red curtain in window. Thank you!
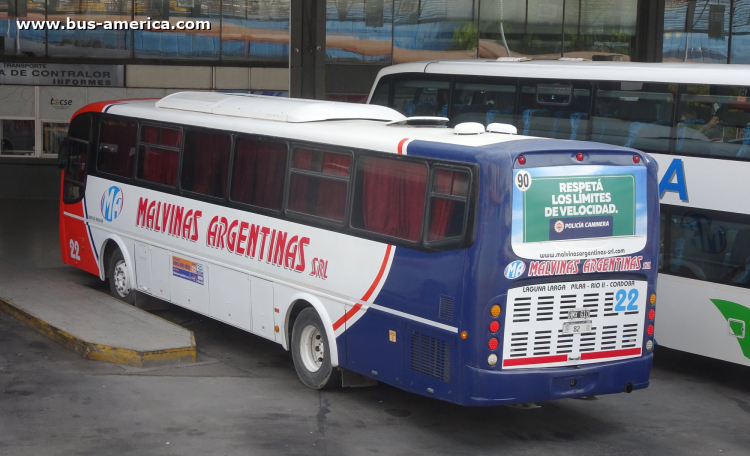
[428,170,457,240]
[362,157,426,241]
[252,143,286,208]
[232,140,286,209]
[100,121,137,177]
[318,153,351,221]
[142,147,178,186]
[289,149,313,213]
[160,128,181,148]
[142,125,159,144]
[189,132,229,197]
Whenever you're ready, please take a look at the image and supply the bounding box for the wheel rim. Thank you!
[299,324,324,373]
[113,259,131,298]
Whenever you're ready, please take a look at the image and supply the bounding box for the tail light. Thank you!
[489,321,500,333]
[647,324,654,336]
[488,338,499,350]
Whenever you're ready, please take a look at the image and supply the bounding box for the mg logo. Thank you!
[101,186,124,222]
[504,260,526,279]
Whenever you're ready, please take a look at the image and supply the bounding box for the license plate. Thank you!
[563,321,592,334]
[568,309,590,320]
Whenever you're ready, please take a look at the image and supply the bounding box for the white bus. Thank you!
[368,59,750,367]
[58,92,659,405]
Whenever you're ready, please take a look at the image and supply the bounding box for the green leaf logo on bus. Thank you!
[710,299,750,359]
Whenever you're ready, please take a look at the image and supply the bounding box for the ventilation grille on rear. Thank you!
[410,331,451,383]
[438,295,454,321]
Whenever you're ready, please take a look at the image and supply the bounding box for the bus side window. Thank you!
[62,114,92,204]
[137,125,181,187]
[370,77,390,108]
[676,85,750,159]
[518,80,591,140]
[181,129,231,198]
[97,118,137,178]
[287,148,351,223]
[427,169,470,243]
[451,77,516,127]
[392,77,450,117]
[592,82,674,153]
[351,155,428,242]
[230,136,288,211]
[662,205,750,289]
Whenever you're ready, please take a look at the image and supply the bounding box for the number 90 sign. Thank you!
[515,170,532,192]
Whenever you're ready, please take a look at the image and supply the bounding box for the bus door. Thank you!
[59,113,99,275]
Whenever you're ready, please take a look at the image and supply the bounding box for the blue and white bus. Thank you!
[58,92,659,405]
[368,59,750,367]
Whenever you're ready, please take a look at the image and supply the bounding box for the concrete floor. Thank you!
[1,199,749,456]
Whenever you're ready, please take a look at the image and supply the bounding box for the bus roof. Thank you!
[95,93,554,154]
[376,59,750,86]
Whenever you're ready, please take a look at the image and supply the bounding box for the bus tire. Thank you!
[107,249,136,305]
[291,308,339,390]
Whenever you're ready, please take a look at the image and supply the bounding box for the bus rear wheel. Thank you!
[107,249,135,305]
[291,308,339,390]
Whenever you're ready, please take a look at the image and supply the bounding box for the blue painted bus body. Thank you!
[340,138,659,406]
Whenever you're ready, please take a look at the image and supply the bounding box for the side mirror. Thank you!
[57,138,69,170]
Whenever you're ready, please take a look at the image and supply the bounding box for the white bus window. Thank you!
[662,205,750,289]
[392,78,450,117]
[230,137,288,211]
[352,156,427,242]
[518,81,591,140]
[288,148,351,223]
[97,119,137,178]
[1,120,35,156]
[137,126,181,187]
[181,130,232,198]
[592,83,674,153]
[451,79,516,126]
[677,89,750,160]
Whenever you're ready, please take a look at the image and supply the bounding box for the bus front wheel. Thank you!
[107,249,135,305]
[291,308,339,390]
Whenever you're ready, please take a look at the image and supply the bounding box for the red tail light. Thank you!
[488,338,499,350]
[489,321,500,333]
[633,154,641,164]
[576,152,584,161]
[647,325,654,336]
[648,309,655,321]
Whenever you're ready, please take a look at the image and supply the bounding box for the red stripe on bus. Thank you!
[503,354,568,367]
[361,244,393,302]
[71,98,156,120]
[580,348,642,360]
[332,303,362,331]
[332,244,393,331]
[398,138,409,155]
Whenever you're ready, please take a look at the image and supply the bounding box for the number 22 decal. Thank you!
[69,239,81,261]
[615,288,639,311]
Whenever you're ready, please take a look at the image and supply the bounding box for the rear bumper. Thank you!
[460,354,652,406]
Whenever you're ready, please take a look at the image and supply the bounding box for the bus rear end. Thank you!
[463,141,659,406]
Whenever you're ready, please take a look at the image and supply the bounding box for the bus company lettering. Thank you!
[527,255,644,277]
[136,197,201,242]
[206,216,309,273]
[528,260,580,276]
[582,256,642,273]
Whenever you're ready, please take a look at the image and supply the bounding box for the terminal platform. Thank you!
[0,258,195,367]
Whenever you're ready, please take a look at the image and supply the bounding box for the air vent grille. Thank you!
[410,331,451,383]
[438,295,454,321]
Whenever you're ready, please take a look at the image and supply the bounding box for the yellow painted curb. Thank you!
[0,298,196,367]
